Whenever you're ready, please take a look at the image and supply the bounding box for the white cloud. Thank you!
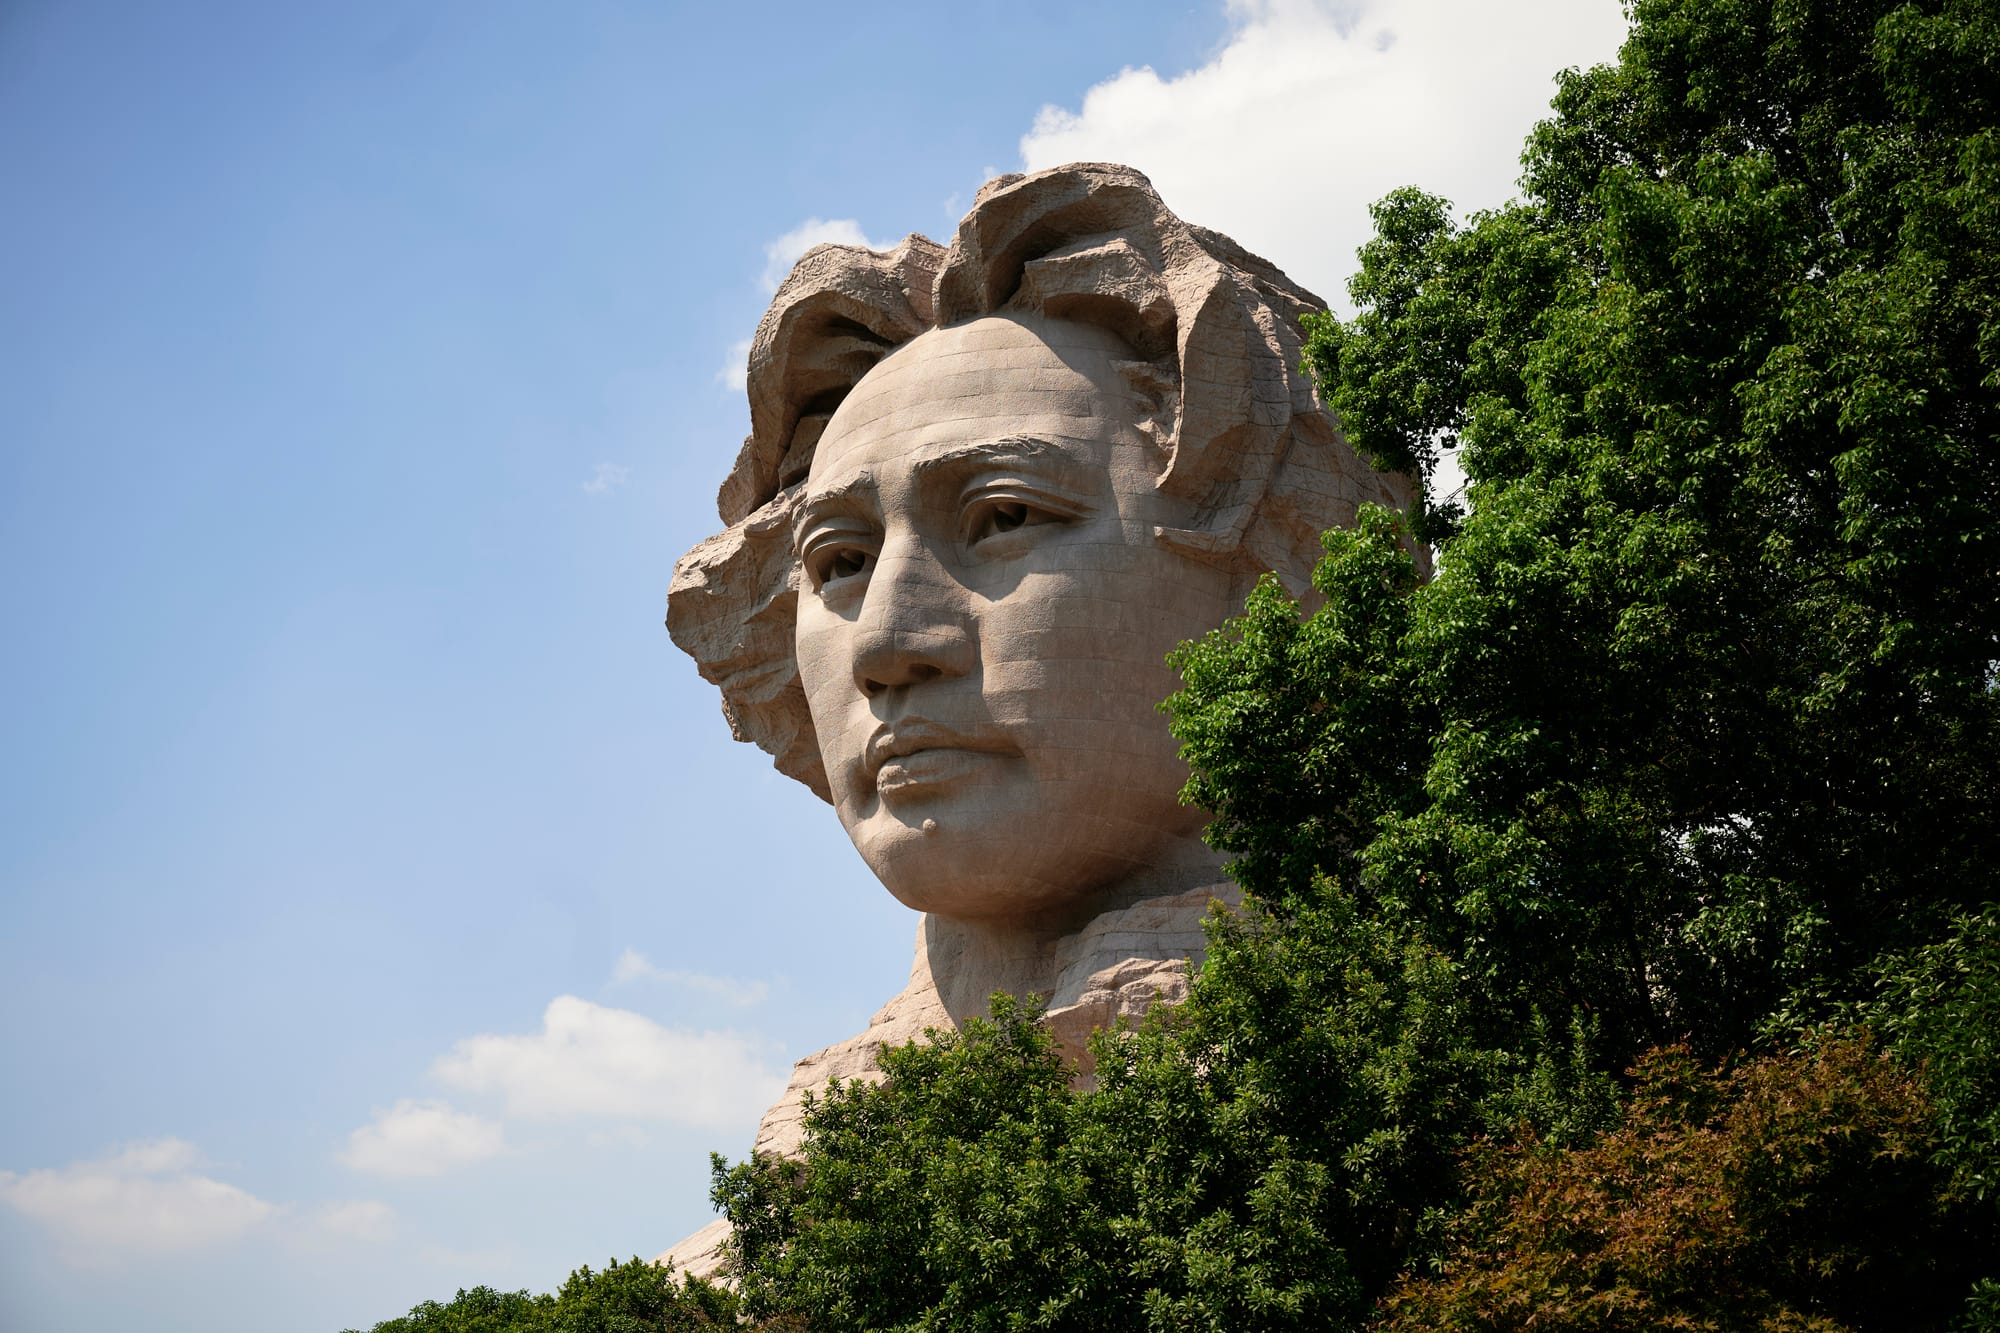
[759,217,890,293]
[581,461,630,495]
[339,1099,505,1179]
[609,948,770,1006]
[0,1138,276,1263]
[312,1199,397,1243]
[716,336,753,391]
[1019,0,1628,312]
[433,995,787,1128]
[585,1124,652,1150]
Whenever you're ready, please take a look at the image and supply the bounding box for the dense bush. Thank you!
[342,1257,735,1333]
[1869,905,2000,1207]
[713,893,1604,1332]
[1378,1034,1990,1332]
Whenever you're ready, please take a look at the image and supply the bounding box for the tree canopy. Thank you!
[1279,0,2000,1068]
[341,1257,736,1333]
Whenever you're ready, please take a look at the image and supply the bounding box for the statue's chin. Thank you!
[866,857,1078,924]
[849,823,1129,927]
[850,814,1219,930]
[874,870,1109,926]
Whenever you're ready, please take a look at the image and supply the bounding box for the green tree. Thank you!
[1170,0,2000,1320]
[539,1257,736,1332]
[1254,0,2000,1065]
[342,1258,734,1333]
[1865,901,2000,1279]
[715,995,1133,1332]
[713,895,1572,1332]
[345,1285,550,1333]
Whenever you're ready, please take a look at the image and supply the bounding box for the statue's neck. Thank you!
[917,833,1228,1025]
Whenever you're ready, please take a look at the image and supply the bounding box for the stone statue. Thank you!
[661,164,1413,1266]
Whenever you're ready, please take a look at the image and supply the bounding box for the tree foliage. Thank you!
[1282,0,2000,1066]
[341,1258,735,1333]
[1867,904,2000,1209]
[1378,1033,1988,1333]
[713,894,1605,1331]
[714,995,1128,1332]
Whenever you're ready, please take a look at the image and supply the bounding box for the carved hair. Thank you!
[667,162,1413,800]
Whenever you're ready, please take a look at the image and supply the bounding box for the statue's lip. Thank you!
[865,719,1016,777]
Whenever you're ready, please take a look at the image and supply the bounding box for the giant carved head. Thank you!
[669,163,1412,923]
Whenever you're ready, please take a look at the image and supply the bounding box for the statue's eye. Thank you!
[827,549,873,581]
[988,503,1029,534]
[966,500,1049,545]
[805,541,876,590]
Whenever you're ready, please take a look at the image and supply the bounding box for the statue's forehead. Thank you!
[813,315,1141,472]
[889,312,1132,358]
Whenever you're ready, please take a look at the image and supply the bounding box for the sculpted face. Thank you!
[793,313,1237,923]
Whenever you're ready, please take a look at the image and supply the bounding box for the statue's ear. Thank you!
[720,236,943,525]
[1149,269,1293,559]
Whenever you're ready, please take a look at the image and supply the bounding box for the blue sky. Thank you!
[0,2,1626,1328]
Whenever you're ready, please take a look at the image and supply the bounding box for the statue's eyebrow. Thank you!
[798,469,877,513]
[907,435,1084,480]
[793,472,878,550]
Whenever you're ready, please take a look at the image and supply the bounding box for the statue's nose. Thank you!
[849,539,975,697]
